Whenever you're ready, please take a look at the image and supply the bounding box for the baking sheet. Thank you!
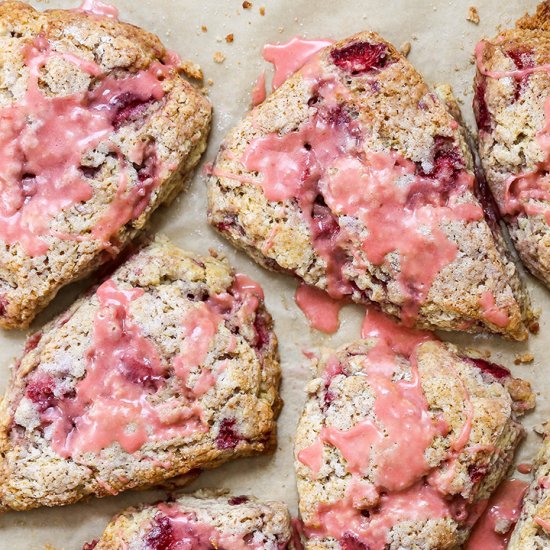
[0,0,548,548]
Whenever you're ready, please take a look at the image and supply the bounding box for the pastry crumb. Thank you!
[201,25,207,32]
[533,422,550,436]
[178,59,203,80]
[467,6,480,24]
[399,41,411,57]
[213,51,226,64]
[225,33,234,43]
[242,1,252,8]
[207,78,214,86]
[514,352,534,365]
[259,6,265,15]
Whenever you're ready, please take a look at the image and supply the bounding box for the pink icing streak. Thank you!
[479,291,510,328]
[263,37,333,91]
[535,516,550,533]
[151,503,263,549]
[476,41,550,225]
[0,37,169,256]
[501,95,550,225]
[240,63,483,322]
[174,302,222,398]
[295,282,343,334]
[466,479,528,550]
[308,482,452,549]
[475,40,550,81]
[251,71,267,106]
[43,280,207,457]
[76,0,120,18]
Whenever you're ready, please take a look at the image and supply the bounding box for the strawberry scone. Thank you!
[0,1,211,329]
[508,433,550,549]
[294,310,534,549]
[0,237,280,511]
[474,2,550,287]
[208,31,535,340]
[85,490,295,550]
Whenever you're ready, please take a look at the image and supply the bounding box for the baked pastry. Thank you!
[508,432,550,549]
[84,490,295,549]
[208,30,535,340]
[474,2,550,287]
[0,1,211,329]
[0,236,280,511]
[294,312,534,549]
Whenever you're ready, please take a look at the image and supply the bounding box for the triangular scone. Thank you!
[508,432,550,549]
[86,490,294,549]
[294,327,534,549]
[0,2,211,329]
[474,2,550,288]
[0,237,280,511]
[208,31,535,340]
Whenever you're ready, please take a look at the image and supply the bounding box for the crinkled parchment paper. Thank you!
[0,0,548,548]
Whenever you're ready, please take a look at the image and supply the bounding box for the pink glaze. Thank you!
[479,291,510,328]
[476,40,550,225]
[295,282,343,334]
[263,37,333,90]
[475,40,550,80]
[45,280,205,457]
[319,356,447,491]
[535,516,550,533]
[174,302,222,397]
[297,438,324,477]
[502,95,550,224]
[307,481,452,550]
[241,80,482,321]
[0,37,169,256]
[517,463,533,474]
[251,71,267,106]
[466,479,528,550]
[76,0,120,18]
[156,503,261,549]
[360,307,435,357]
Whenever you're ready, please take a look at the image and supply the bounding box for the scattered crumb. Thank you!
[278,26,284,33]
[465,347,491,359]
[242,0,252,8]
[201,25,208,32]
[530,317,541,334]
[225,33,234,43]
[213,51,226,64]
[207,78,214,86]
[260,6,265,16]
[514,353,535,365]
[467,6,480,25]
[399,41,411,57]
[178,59,203,80]
[533,422,550,436]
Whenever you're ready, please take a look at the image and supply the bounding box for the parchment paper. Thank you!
[0,1,548,548]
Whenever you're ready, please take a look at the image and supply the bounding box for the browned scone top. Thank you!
[0,1,212,329]
[508,430,550,549]
[474,1,550,287]
[208,30,535,341]
[0,236,280,511]
[87,490,295,549]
